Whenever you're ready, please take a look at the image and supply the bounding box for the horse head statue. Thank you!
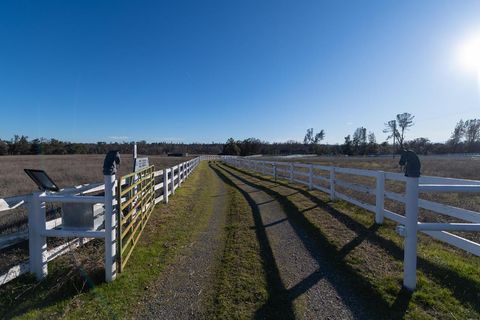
[399,149,421,178]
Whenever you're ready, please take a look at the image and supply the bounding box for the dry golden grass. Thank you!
[0,154,192,236]
[0,154,193,197]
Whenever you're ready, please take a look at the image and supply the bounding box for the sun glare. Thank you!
[457,32,480,72]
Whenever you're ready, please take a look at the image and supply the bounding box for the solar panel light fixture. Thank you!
[24,169,60,192]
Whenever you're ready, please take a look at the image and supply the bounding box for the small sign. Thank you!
[134,157,149,172]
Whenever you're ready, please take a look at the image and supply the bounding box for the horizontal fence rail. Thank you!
[223,157,480,291]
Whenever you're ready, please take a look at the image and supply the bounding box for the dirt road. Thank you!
[137,162,368,319]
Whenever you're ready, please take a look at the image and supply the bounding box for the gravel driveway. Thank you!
[135,163,369,319]
[218,164,369,320]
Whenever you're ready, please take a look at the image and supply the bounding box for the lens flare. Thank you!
[457,33,480,71]
[456,31,480,98]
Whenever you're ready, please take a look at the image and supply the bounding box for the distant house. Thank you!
[168,153,188,157]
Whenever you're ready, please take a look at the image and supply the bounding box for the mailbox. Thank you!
[61,202,104,230]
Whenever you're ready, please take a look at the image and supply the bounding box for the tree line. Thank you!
[0,136,223,156]
[222,114,480,156]
[2,114,479,157]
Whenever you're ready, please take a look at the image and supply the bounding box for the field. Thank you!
[0,154,192,228]
[0,154,193,197]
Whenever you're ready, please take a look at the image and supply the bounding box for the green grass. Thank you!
[205,164,268,319]
[0,162,217,319]
[221,163,480,320]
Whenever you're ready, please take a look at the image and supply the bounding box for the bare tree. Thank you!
[352,127,367,155]
[342,135,353,155]
[396,113,415,148]
[304,128,314,145]
[314,130,325,144]
[384,113,415,153]
[464,119,480,151]
[304,128,325,154]
[368,132,376,145]
[367,131,377,154]
[449,119,465,151]
[383,120,398,156]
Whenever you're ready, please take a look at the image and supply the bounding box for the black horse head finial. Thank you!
[399,149,421,177]
[103,150,121,175]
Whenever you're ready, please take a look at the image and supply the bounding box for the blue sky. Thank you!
[0,0,479,144]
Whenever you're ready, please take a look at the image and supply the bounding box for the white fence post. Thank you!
[403,176,419,291]
[179,163,183,185]
[375,171,385,224]
[163,169,169,203]
[329,167,336,200]
[29,192,48,280]
[182,162,185,182]
[308,164,313,190]
[104,174,117,282]
[290,163,294,183]
[171,167,175,195]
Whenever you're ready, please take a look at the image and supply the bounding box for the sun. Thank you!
[457,32,480,72]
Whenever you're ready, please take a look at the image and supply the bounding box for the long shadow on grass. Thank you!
[0,254,108,319]
[225,164,480,315]
[210,163,295,319]
[217,164,412,320]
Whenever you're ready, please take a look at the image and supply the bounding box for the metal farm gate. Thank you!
[117,165,155,272]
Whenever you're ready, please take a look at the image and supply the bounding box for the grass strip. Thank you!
[205,163,269,319]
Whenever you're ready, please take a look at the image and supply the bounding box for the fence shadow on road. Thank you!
[225,165,480,312]
[210,163,296,320]
[213,162,413,320]
[221,165,480,314]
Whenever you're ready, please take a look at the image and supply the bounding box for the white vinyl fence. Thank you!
[0,156,217,286]
[223,157,480,291]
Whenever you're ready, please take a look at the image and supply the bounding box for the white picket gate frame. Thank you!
[0,156,216,286]
[223,157,480,291]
